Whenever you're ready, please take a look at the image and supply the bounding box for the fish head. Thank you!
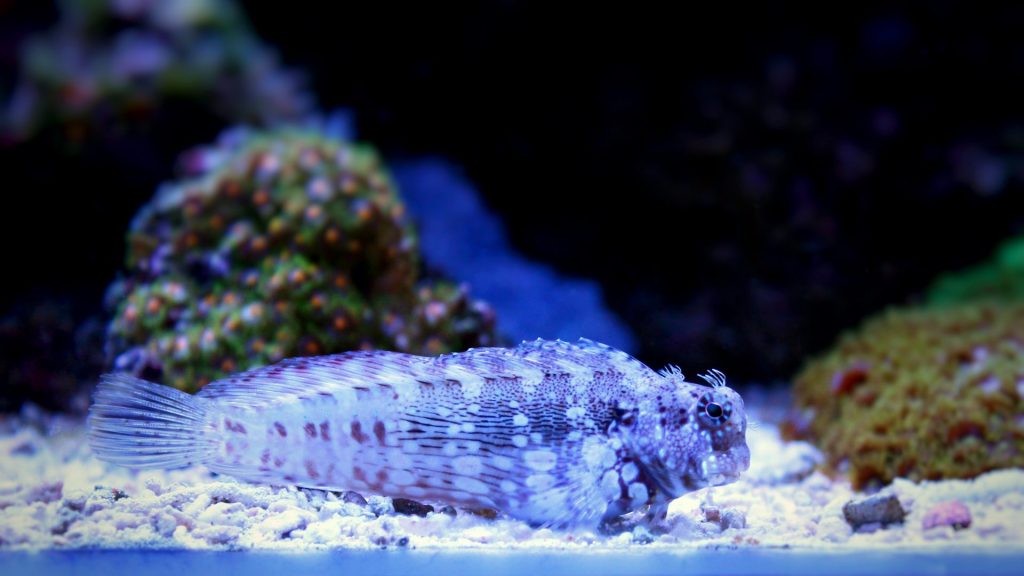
[620,372,750,499]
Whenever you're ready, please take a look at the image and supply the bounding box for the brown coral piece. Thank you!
[787,303,1024,489]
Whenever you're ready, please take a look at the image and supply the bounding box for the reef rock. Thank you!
[842,493,906,531]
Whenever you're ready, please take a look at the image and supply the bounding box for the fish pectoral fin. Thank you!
[510,472,612,530]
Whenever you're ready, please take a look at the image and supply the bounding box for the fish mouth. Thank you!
[701,445,749,487]
[642,450,746,498]
[707,471,741,487]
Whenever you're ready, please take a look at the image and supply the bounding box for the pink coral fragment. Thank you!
[921,500,972,531]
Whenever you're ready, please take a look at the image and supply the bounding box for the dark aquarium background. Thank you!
[2,0,1023,414]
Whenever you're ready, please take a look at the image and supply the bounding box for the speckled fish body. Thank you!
[89,338,750,527]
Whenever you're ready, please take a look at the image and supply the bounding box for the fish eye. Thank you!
[698,392,731,425]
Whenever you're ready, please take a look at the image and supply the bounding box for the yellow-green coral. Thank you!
[788,303,1024,489]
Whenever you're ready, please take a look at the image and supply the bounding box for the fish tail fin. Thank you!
[88,373,215,469]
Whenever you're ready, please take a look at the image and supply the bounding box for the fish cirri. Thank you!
[88,338,750,527]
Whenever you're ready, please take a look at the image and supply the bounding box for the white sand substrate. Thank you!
[1,402,1022,552]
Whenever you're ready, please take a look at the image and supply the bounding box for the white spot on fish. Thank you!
[446,365,485,399]
[621,461,639,483]
[512,435,528,448]
[526,473,556,492]
[523,450,558,472]
[492,455,515,471]
[453,476,490,494]
[453,455,483,475]
[512,413,529,426]
[582,437,617,469]
[516,365,545,394]
[628,482,648,503]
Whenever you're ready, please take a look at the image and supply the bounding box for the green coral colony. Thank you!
[789,237,1024,489]
[107,129,496,392]
[927,235,1024,306]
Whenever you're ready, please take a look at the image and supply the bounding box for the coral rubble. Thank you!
[106,128,496,391]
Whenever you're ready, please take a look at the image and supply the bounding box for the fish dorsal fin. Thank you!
[193,345,574,408]
[194,340,649,410]
[514,338,648,372]
[194,351,438,407]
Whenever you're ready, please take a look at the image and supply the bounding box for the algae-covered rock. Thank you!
[927,235,1024,305]
[787,303,1024,490]
[105,128,496,391]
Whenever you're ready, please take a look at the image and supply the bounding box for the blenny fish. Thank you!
[88,338,749,528]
